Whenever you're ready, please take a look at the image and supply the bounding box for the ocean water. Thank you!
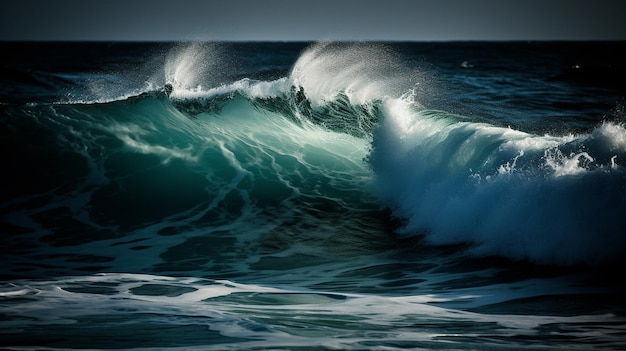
[1,41,626,350]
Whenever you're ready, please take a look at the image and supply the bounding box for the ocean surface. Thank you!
[1,41,626,350]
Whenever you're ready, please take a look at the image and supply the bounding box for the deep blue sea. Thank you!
[1,41,626,350]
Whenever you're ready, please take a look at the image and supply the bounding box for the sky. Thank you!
[1,0,625,41]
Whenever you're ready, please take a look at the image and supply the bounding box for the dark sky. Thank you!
[1,0,625,41]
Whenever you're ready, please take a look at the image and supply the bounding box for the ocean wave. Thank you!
[3,41,626,269]
[370,93,626,265]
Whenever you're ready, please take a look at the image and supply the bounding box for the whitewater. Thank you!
[1,41,625,350]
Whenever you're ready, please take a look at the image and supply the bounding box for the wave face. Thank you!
[1,41,626,350]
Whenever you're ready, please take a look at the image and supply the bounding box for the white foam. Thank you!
[544,149,594,177]
[0,287,38,297]
[170,78,289,100]
[590,121,626,152]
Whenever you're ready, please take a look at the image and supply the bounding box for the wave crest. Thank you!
[290,42,422,106]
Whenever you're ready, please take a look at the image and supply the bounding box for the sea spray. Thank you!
[289,42,424,107]
[164,42,232,93]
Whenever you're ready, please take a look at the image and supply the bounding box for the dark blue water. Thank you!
[1,41,626,350]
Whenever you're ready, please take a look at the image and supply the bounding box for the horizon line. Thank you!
[2,38,626,43]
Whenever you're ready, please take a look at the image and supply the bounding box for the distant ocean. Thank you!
[1,41,625,350]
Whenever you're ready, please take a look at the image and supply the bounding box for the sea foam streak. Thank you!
[2,273,623,350]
